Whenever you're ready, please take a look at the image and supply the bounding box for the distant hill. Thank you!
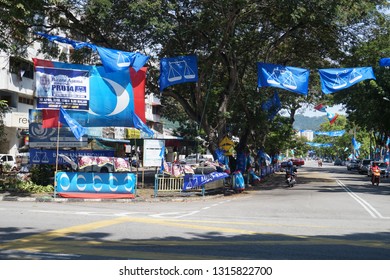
[293,114,327,131]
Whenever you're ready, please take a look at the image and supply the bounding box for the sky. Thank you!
[298,103,347,117]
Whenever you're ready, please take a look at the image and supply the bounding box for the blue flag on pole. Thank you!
[59,107,86,140]
[379,58,390,67]
[257,62,310,95]
[318,67,376,94]
[159,145,165,172]
[159,55,198,91]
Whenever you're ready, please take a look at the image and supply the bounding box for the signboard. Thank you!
[3,112,29,128]
[29,149,114,165]
[219,136,235,156]
[143,139,165,167]
[36,66,89,110]
[29,109,88,148]
[125,128,141,139]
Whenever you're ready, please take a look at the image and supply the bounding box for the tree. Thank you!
[0,100,11,152]
[1,0,388,157]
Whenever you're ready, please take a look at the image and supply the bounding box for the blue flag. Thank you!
[36,32,149,72]
[96,46,149,72]
[352,137,361,151]
[159,55,198,91]
[59,107,86,140]
[159,145,165,172]
[132,113,154,137]
[379,58,390,67]
[319,67,376,94]
[257,62,310,95]
[314,130,345,137]
[262,91,282,120]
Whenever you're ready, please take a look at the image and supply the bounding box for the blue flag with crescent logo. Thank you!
[318,67,376,94]
[379,58,390,67]
[159,55,198,91]
[34,59,152,136]
[59,107,86,140]
[257,63,310,95]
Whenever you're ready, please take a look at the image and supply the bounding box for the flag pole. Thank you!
[54,111,61,198]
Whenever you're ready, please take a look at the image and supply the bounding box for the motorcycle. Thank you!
[285,167,297,187]
[371,169,380,186]
[286,173,296,187]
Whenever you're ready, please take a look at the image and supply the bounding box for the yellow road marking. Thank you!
[1,216,389,259]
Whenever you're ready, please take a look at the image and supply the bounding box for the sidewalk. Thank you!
[0,171,282,203]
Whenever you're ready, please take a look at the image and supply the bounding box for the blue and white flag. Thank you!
[159,145,165,172]
[132,113,154,137]
[36,32,149,72]
[257,62,310,95]
[159,55,198,91]
[96,46,149,72]
[314,130,345,137]
[59,107,86,140]
[306,142,333,147]
[319,67,376,94]
[379,58,390,67]
[352,137,361,151]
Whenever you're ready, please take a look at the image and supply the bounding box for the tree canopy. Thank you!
[1,0,389,156]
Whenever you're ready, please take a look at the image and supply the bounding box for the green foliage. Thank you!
[1,0,389,159]
[30,164,54,186]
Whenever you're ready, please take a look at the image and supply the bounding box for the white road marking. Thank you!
[337,180,385,219]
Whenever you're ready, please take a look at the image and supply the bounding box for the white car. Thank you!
[181,154,214,165]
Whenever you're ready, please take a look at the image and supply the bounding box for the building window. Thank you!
[18,96,34,105]
[9,57,34,79]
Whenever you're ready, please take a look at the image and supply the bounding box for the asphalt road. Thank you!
[1,160,390,260]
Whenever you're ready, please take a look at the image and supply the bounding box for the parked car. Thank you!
[334,159,343,166]
[181,154,214,165]
[0,154,17,170]
[292,158,305,166]
[358,159,373,174]
[367,161,387,176]
[346,159,360,171]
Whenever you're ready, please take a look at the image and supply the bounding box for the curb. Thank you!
[0,193,225,203]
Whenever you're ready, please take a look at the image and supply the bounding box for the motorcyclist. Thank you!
[285,159,297,180]
[371,162,380,184]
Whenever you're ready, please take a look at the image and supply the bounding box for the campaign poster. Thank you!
[35,66,90,110]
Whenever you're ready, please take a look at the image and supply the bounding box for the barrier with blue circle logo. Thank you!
[55,171,136,199]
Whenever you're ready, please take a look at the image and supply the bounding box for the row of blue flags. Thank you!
[314,130,345,137]
[37,32,387,96]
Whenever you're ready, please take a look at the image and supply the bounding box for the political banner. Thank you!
[314,130,345,137]
[35,65,89,109]
[159,55,198,91]
[183,172,229,191]
[319,67,376,94]
[29,149,114,165]
[257,62,310,95]
[379,58,390,67]
[29,109,88,148]
[33,59,151,135]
